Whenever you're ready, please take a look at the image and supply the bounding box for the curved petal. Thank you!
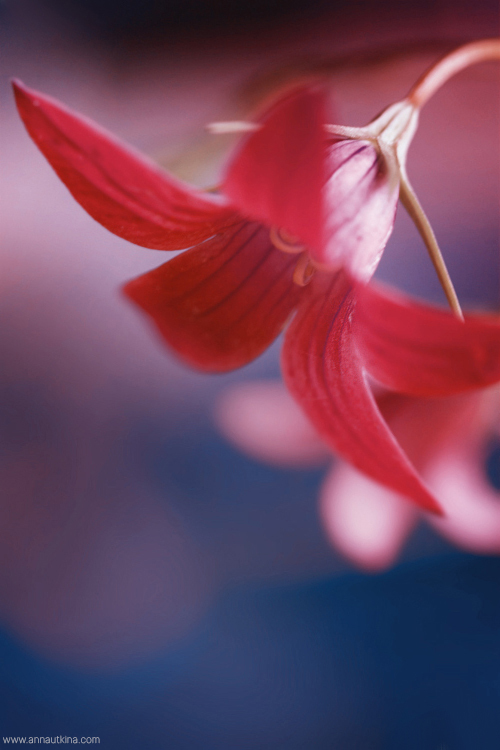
[355,281,500,396]
[321,140,399,280]
[223,86,325,256]
[282,271,443,513]
[215,381,329,467]
[319,462,417,571]
[124,221,301,372]
[13,80,238,250]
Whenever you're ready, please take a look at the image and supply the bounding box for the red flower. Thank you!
[12,80,500,516]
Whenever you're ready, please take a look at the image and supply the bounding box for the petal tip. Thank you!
[11,78,34,105]
[11,78,28,108]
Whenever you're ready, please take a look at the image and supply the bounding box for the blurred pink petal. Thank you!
[377,391,477,469]
[427,438,500,554]
[218,380,500,568]
[320,463,417,571]
[215,381,329,467]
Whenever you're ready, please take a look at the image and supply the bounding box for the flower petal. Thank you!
[320,462,417,571]
[124,221,301,372]
[13,80,237,250]
[427,444,500,554]
[282,271,443,513]
[417,391,500,553]
[355,281,500,396]
[320,140,399,279]
[223,86,326,256]
[215,381,329,467]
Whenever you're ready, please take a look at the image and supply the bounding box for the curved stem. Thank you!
[399,172,463,320]
[408,38,500,108]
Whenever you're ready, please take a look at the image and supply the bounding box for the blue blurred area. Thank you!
[123,405,452,581]
[1,554,499,748]
[129,408,337,582]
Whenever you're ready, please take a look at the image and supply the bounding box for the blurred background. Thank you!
[0,0,499,746]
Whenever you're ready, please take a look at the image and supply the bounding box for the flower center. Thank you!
[270,226,315,287]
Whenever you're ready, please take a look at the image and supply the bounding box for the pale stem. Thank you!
[404,38,500,317]
[399,172,464,320]
[408,38,500,108]
[207,121,259,134]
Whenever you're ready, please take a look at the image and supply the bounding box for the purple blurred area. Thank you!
[0,0,499,744]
